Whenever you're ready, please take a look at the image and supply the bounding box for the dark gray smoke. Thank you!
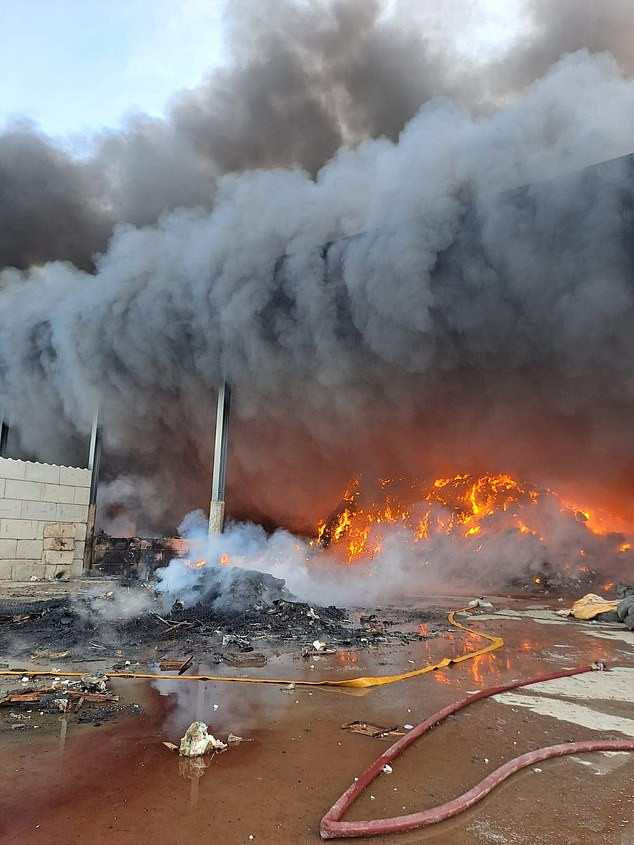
[0,124,111,270]
[4,0,634,271]
[2,0,470,270]
[1,2,634,539]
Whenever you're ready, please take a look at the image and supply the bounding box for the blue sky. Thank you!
[0,0,523,144]
[0,0,226,139]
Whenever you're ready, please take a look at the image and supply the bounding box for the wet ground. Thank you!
[0,595,632,845]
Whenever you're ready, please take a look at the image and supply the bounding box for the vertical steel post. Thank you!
[83,409,102,571]
[209,381,231,535]
[0,415,8,458]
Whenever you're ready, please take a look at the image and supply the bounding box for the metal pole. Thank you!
[83,409,102,571]
[209,381,231,535]
[0,415,8,458]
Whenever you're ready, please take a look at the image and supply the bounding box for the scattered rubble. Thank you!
[223,652,268,668]
[342,721,406,739]
[159,655,193,674]
[0,670,142,731]
[0,590,448,666]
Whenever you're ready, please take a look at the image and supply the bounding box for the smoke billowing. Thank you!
[1,1,634,564]
[4,0,634,272]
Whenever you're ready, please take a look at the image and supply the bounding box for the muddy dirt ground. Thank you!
[0,583,632,845]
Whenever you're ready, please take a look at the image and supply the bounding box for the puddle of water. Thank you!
[0,607,632,845]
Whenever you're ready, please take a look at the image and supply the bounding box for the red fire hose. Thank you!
[321,662,634,839]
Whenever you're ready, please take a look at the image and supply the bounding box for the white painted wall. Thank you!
[0,458,90,580]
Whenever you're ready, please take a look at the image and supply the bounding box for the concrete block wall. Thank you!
[0,458,91,580]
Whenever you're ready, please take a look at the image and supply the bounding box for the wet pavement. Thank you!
[0,597,632,845]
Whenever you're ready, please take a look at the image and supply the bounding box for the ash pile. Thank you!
[0,564,444,664]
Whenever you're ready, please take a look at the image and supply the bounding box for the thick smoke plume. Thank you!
[1,2,634,563]
[3,0,634,271]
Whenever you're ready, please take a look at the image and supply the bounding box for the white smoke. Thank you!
[156,478,629,609]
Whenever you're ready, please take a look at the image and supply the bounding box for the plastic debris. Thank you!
[558,594,619,620]
[468,598,494,610]
[227,733,252,745]
[178,721,227,757]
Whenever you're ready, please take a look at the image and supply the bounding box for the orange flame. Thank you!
[317,472,632,566]
[185,559,208,570]
[185,554,231,569]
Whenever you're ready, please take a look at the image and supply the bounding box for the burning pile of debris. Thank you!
[314,473,631,591]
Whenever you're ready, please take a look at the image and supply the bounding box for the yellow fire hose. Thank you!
[0,608,503,689]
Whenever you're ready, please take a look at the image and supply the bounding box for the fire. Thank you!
[316,472,632,571]
[185,553,231,569]
[186,559,208,570]
[561,500,631,536]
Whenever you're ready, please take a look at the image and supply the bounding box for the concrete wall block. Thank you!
[43,537,75,552]
[73,486,90,506]
[43,549,75,566]
[43,564,72,579]
[0,539,17,559]
[16,539,44,559]
[31,563,46,581]
[56,503,88,523]
[74,522,87,542]
[21,500,57,521]
[0,458,26,480]
[24,462,60,484]
[11,560,39,581]
[0,499,22,519]
[73,541,85,560]
[59,466,91,487]
[4,479,44,502]
[43,522,77,539]
[0,560,13,579]
[0,479,4,498]
[41,484,76,504]
[70,559,84,577]
[0,519,38,539]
